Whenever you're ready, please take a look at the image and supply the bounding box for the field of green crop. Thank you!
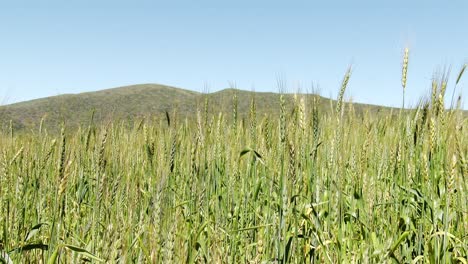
[0,60,467,263]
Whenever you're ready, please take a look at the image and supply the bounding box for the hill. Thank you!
[0,83,410,131]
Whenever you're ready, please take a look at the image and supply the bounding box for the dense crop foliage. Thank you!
[1,66,467,263]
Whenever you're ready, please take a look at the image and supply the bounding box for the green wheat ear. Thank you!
[336,66,351,116]
[456,64,466,85]
[401,47,409,108]
[402,47,409,90]
[451,64,466,107]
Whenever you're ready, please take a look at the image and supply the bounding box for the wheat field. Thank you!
[0,59,467,263]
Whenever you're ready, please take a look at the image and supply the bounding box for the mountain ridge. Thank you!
[0,83,462,132]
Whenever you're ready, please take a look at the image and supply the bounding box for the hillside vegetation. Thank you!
[0,84,396,132]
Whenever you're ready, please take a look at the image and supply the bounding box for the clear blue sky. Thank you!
[0,0,467,108]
